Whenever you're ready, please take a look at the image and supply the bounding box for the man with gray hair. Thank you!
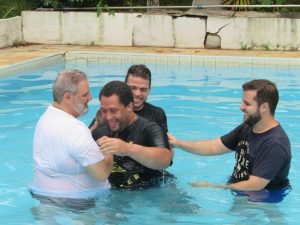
[30,69,113,201]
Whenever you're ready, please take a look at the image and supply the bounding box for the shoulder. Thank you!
[220,123,250,149]
[144,102,166,114]
[136,116,163,131]
[92,125,111,140]
[264,125,291,150]
[143,102,167,121]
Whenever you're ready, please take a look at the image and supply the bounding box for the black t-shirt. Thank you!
[92,116,171,190]
[135,102,168,132]
[221,123,291,190]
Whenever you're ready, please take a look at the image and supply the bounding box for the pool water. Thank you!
[0,60,300,224]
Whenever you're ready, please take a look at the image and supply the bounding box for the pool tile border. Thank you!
[1,51,300,77]
[66,51,300,68]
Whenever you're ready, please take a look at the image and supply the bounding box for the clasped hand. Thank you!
[97,136,129,156]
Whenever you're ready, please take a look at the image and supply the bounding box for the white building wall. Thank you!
[22,11,61,44]
[61,12,99,45]
[97,13,137,46]
[133,14,174,47]
[174,17,206,48]
[207,16,300,50]
[0,16,23,48]
[0,11,299,51]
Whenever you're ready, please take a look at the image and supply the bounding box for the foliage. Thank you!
[251,0,300,12]
[222,0,300,12]
[96,0,115,16]
[0,0,299,18]
[222,0,251,11]
[42,0,102,8]
[0,0,39,19]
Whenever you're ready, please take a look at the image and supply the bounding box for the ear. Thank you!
[63,91,72,104]
[260,102,269,113]
[127,102,134,111]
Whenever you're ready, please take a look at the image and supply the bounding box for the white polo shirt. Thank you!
[30,105,110,199]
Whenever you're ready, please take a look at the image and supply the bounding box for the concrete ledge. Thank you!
[174,17,206,48]
[22,11,61,44]
[133,14,174,47]
[0,16,23,48]
[0,52,64,77]
[0,11,294,51]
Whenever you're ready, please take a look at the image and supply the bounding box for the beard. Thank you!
[244,109,261,126]
[73,100,88,116]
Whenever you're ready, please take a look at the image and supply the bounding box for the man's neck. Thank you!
[128,112,138,125]
[53,102,75,117]
[253,117,278,133]
[134,103,145,112]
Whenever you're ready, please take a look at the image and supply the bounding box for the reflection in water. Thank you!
[228,187,292,225]
[229,197,288,225]
[31,202,97,225]
[232,185,292,203]
[30,179,200,224]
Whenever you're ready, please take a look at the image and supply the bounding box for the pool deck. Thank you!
[1,44,300,68]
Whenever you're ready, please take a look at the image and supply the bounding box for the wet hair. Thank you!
[99,81,133,107]
[53,69,87,103]
[125,64,152,88]
[242,79,279,115]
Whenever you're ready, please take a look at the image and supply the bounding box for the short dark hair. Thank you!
[125,64,151,88]
[242,79,279,115]
[99,80,133,107]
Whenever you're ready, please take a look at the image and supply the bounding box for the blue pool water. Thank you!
[0,59,300,224]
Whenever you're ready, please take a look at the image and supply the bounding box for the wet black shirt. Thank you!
[221,123,291,190]
[135,102,168,132]
[92,116,171,190]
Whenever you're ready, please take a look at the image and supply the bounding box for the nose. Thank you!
[87,92,92,101]
[240,102,245,111]
[133,89,141,96]
[104,111,113,121]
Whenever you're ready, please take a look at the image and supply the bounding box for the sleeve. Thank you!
[252,141,289,180]
[220,124,245,151]
[92,126,110,141]
[68,123,104,167]
[143,122,171,150]
[156,108,168,132]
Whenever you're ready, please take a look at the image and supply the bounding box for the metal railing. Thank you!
[35,5,300,11]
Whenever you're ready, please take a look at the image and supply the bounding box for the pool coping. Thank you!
[1,50,300,77]
[0,52,65,77]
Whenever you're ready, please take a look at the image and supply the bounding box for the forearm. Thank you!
[127,144,172,170]
[192,175,269,191]
[204,182,264,191]
[175,138,227,156]
[226,177,269,191]
[102,154,114,176]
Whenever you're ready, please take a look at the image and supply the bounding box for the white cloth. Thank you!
[30,105,110,199]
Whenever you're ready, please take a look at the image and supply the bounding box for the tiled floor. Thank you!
[1,44,300,68]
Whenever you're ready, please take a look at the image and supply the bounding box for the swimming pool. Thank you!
[1,57,300,224]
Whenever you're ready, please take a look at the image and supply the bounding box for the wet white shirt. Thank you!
[30,105,110,199]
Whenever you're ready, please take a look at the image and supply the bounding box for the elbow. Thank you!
[158,149,173,170]
[96,167,111,181]
[86,157,113,182]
